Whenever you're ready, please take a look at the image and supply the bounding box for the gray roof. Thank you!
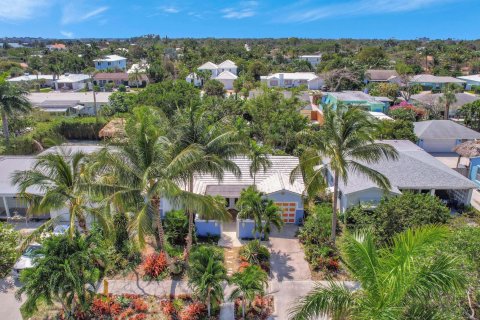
[336,140,476,195]
[414,120,480,140]
[0,157,38,196]
[411,92,479,109]
[365,70,399,81]
[327,91,380,104]
[28,92,112,104]
[410,74,466,84]
[191,156,304,196]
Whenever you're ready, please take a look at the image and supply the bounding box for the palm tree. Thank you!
[289,226,465,320]
[292,104,398,242]
[188,246,227,317]
[172,103,243,260]
[12,150,98,239]
[83,67,99,122]
[439,83,459,120]
[229,265,269,319]
[260,199,283,240]
[128,67,145,89]
[0,77,32,146]
[247,140,272,187]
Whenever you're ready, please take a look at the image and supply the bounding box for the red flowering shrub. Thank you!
[91,297,122,317]
[117,307,135,320]
[239,261,250,272]
[133,298,148,312]
[122,293,140,300]
[161,300,176,316]
[178,302,206,320]
[142,252,168,278]
[131,314,147,320]
[326,258,340,271]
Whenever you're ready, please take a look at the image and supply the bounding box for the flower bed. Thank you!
[234,296,274,320]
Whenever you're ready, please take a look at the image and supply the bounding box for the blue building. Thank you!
[93,55,127,71]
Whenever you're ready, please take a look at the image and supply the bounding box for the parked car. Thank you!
[13,244,42,279]
[52,224,69,236]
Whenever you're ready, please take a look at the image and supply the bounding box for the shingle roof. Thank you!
[28,92,112,104]
[414,120,480,140]
[457,74,480,83]
[411,92,479,108]
[336,140,476,195]
[218,60,237,68]
[410,74,466,84]
[94,72,129,81]
[365,69,399,81]
[327,91,379,103]
[190,156,304,196]
[198,62,218,70]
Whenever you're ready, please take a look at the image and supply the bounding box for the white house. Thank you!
[8,74,55,87]
[198,61,221,78]
[217,60,238,75]
[299,54,322,67]
[186,73,203,87]
[214,71,238,90]
[260,72,324,90]
[414,120,480,153]
[331,140,476,212]
[93,55,127,71]
[54,74,90,91]
[457,75,480,90]
[28,92,112,115]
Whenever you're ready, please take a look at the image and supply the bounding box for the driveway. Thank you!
[268,224,311,281]
[0,277,23,320]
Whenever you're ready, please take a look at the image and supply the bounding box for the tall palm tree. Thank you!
[229,265,269,319]
[0,77,32,146]
[188,246,227,317]
[172,103,243,260]
[247,139,272,187]
[128,67,145,89]
[439,83,459,120]
[11,150,98,239]
[292,104,398,241]
[289,226,465,320]
[260,199,283,240]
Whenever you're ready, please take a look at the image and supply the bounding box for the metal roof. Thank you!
[414,120,480,140]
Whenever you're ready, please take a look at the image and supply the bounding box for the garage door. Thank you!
[422,139,457,153]
[275,202,296,223]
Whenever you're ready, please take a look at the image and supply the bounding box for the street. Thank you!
[0,277,23,320]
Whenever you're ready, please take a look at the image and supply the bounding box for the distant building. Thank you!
[364,69,399,83]
[323,91,387,113]
[28,92,112,115]
[409,74,466,90]
[93,72,148,88]
[188,60,238,89]
[55,74,90,91]
[93,55,127,71]
[260,72,323,90]
[457,75,480,90]
[410,92,480,117]
[46,43,66,51]
[298,54,322,67]
[8,74,55,87]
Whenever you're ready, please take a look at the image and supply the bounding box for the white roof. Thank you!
[262,72,319,81]
[28,92,112,104]
[93,54,126,62]
[189,156,304,196]
[8,74,53,82]
[368,112,393,121]
[457,74,480,83]
[198,62,218,70]
[299,55,322,58]
[56,74,90,83]
[214,71,238,80]
[127,63,148,74]
[218,60,237,68]
[0,157,38,196]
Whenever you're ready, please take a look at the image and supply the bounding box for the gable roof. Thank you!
[56,74,90,83]
[214,71,238,80]
[411,92,479,108]
[218,60,237,68]
[410,74,466,84]
[198,62,218,70]
[262,72,319,81]
[457,74,480,83]
[365,69,399,81]
[414,120,480,140]
[336,140,476,195]
[94,72,129,81]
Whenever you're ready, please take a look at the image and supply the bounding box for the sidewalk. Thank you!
[98,279,191,296]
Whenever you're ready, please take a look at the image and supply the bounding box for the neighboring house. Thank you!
[301,104,323,124]
[260,72,324,90]
[127,62,149,74]
[214,71,237,90]
[46,43,66,51]
[93,55,127,71]
[198,61,220,78]
[414,120,480,153]
[368,111,393,121]
[322,91,387,112]
[93,72,149,88]
[8,74,55,87]
[55,74,90,91]
[28,92,112,115]
[409,74,466,90]
[248,89,311,104]
[299,54,322,67]
[185,73,203,87]
[330,140,476,212]
[411,92,480,117]
[161,156,305,225]
[364,69,399,83]
[217,60,238,75]
[457,74,480,90]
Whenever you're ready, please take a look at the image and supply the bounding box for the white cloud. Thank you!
[159,6,180,14]
[62,4,109,24]
[221,1,258,19]
[0,0,51,21]
[60,30,74,39]
[284,0,456,22]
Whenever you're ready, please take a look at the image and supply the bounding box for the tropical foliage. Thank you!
[0,222,19,278]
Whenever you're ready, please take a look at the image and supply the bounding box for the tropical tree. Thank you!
[439,83,460,120]
[0,75,32,146]
[229,265,269,319]
[292,104,398,241]
[247,139,271,187]
[188,246,227,317]
[260,198,284,240]
[0,222,19,278]
[128,67,145,89]
[289,226,465,320]
[12,150,98,239]
[172,102,242,260]
[17,233,108,319]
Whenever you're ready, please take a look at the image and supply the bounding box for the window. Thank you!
[270,80,278,86]
[108,62,111,66]
[275,202,297,223]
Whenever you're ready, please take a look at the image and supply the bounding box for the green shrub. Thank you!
[347,192,450,244]
[0,222,19,278]
[164,210,190,246]
[298,204,332,245]
[239,240,270,271]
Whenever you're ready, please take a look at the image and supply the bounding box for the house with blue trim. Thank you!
[322,91,389,113]
[93,55,127,71]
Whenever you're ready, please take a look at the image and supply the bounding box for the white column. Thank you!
[2,196,10,218]
[430,189,435,196]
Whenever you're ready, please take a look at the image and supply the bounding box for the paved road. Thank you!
[0,277,23,320]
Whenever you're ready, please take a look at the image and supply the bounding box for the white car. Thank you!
[12,244,42,279]
[52,225,70,236]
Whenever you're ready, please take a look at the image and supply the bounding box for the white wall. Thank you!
[421,139,457,153]
[217,78,234,90]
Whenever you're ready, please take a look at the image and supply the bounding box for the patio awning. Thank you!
[453,140,480,158]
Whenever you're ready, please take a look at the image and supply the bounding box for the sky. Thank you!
[0,0,479,40]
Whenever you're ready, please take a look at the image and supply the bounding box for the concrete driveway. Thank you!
[268,224,311,281]
[0,277,23,320]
